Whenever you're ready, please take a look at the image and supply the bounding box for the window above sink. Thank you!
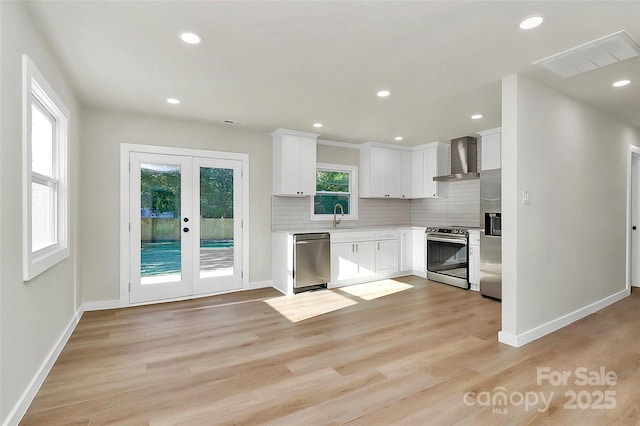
[310,163,359,221]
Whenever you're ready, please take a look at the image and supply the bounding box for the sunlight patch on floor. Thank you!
[337,279,414,301]
[264,291,358,322]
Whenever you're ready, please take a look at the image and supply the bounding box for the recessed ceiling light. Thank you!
[518,15,544,30]
[313,123,323,128]
[471,114,483,120]
[394,136,404,141]
[612,79,631,87]
[166,98,180,104]
[180,32,203,45]
[377,90,391,97]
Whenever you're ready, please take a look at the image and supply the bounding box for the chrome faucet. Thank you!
[333,203,344,228]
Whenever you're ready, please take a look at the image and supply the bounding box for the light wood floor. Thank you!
[22,277,640,425]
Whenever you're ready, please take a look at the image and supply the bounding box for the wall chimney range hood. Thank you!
[433,136,479,182]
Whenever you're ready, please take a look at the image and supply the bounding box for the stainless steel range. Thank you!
[425,227,469,289]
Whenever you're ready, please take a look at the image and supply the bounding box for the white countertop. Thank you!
[272,225,422,235]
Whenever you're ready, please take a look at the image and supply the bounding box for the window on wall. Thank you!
[311,163,358,220]
[23,55,70,281]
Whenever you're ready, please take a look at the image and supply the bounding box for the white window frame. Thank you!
[310,163,358,221]
[22,54,70,281]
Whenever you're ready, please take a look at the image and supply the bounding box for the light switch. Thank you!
[522,190,531,205]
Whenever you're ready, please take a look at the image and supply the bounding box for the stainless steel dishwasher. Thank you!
[293,233,331,293]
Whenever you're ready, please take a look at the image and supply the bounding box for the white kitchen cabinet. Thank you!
[412,142,449,198]
[400,228,413,272]
[330,229,400,286]
[411,228,426,277]
[376,239,399,274]
[479,127,501,171]
[331,241,376,282]
[360,143,411,199]
[356,241,377,278]
[331,242,359,282]
[400,150,412,199]
[468,230,480,291]
[272,128,318,196]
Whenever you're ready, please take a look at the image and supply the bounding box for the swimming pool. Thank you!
[141,240,233,276]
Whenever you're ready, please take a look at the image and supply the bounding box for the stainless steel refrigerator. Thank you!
[479,169,502,299]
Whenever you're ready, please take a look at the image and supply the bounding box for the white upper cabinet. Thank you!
[479,127,501,171]
[360,144,411,199]
[272,128,319,196]
[400,150,412,199]
[412,142,449,198]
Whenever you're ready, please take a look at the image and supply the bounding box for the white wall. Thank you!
[0,2,81,423]
[501,75,640,344]
[317,142,359,166]
[79,108,273,302]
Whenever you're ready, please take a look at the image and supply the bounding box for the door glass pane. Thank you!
[32,181,56,251]
[199,167,234,277]
[140,163,182,284]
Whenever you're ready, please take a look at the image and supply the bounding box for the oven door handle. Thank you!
[426,236,467,245]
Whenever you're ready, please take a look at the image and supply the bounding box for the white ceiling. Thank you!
[26,1,640,146]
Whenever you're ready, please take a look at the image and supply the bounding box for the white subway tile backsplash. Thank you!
[271,196,411,230]
[272,181,479,230]
[410,180,480,227]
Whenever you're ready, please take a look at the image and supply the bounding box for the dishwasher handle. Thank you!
[294,232,330,242]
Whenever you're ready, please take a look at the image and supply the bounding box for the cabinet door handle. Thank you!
[377,242,380,250]
[356,243,358,252]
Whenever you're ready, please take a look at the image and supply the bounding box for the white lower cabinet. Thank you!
[412,228,426,277]
[400,229,413,272]
[376,239,399,274]
[468,230,480,291]
[331,241,376,282]
[330,230,399,287]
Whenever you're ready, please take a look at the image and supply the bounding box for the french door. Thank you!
[129,152,243,303]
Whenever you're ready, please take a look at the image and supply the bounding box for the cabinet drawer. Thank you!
[330,231,376,244]
[375,230,399,240]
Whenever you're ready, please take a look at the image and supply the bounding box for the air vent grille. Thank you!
[223,119,245,126]
[532,30,640,78]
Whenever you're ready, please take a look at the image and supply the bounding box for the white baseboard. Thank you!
[498,288,630,348]
[411,270,427,279]
[497,331,518,347]
[244,279,273,290]
[83,299,122,311]
[84,282,275,312]
[3,306,84,426]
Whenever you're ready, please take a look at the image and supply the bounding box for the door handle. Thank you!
[183,227,189,232]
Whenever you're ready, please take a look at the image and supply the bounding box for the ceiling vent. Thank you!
[532,30,640,78]
[223,119,245,126]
